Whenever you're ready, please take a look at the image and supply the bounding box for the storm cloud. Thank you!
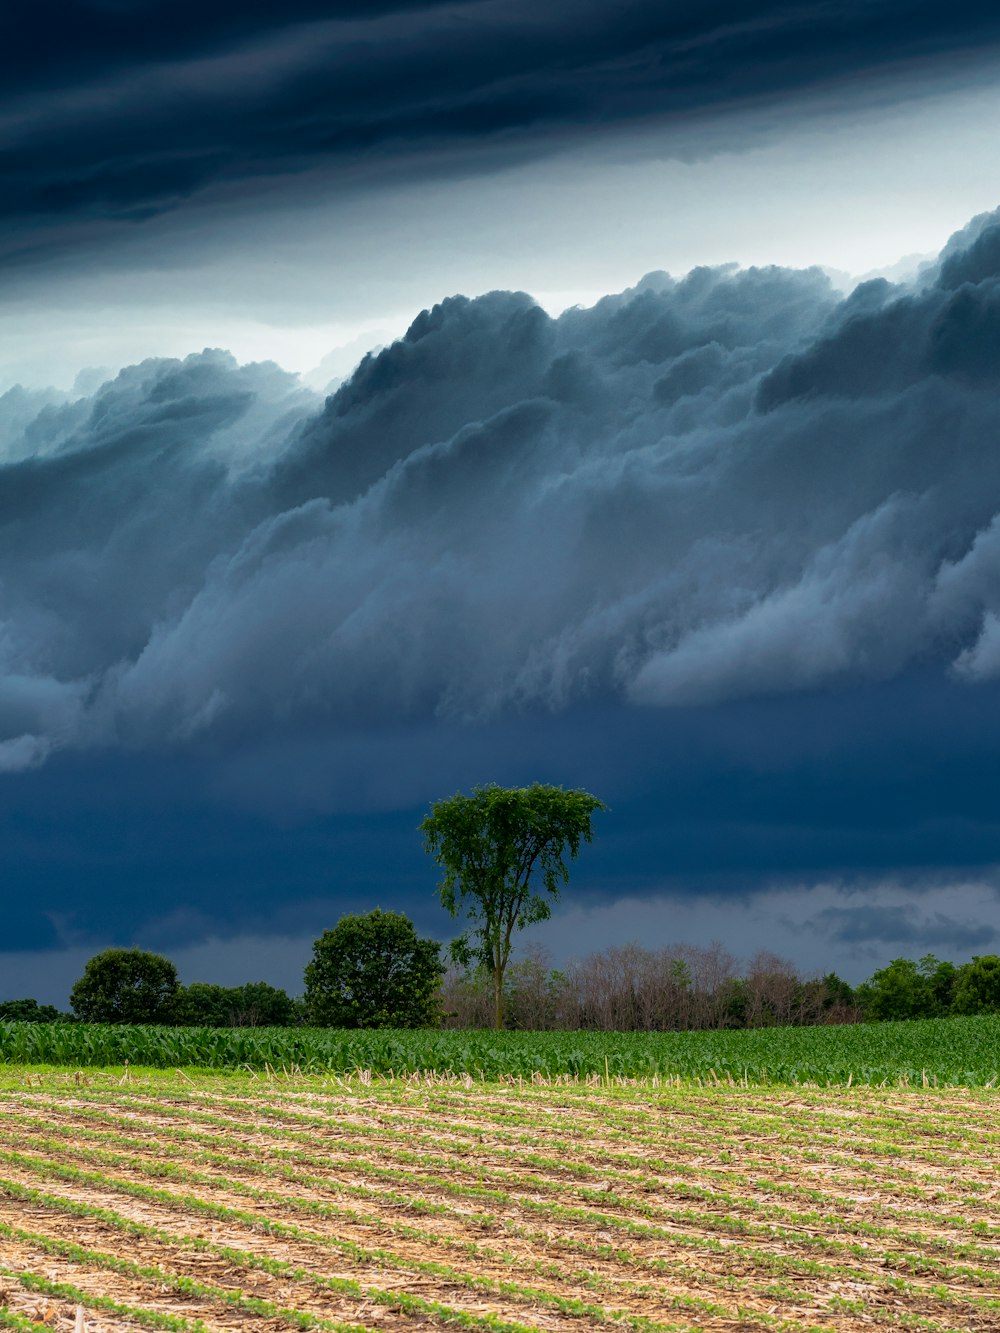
[5,0,1000,256]
[7,209,1000,972]
[5,209,1000,759]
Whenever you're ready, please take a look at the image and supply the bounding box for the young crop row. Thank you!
[14,1076,1000,1198]
[33,1072,999,1186]
[2,1013,1000,1083]
[4,1095,998,1265]
[0,1074,999,1331]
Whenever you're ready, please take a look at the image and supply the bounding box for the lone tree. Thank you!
[420,783,605,1029]
[304,908,444,1028]
[69,948,180,1024]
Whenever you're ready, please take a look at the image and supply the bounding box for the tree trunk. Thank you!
[494,964,504,1029]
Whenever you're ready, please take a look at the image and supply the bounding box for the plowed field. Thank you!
[0,1074,997,1332]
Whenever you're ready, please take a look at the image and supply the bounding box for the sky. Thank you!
[6,1,1000,1005]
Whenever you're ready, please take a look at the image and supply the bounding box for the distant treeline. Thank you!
[0,981,300,1029]
[3,937,1000,1029]
[440,945,1000,1029]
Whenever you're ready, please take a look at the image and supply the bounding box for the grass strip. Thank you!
[2,1015,999,1083]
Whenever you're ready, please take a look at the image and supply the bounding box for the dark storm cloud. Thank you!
[811,906,997,951]
[13,206,1000,757]
[13,210,1000,763]
[5,1,1000,242]
[10,209,1000,953]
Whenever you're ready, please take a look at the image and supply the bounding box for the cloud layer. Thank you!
[8,211,1000,777]
[5,1,1000,254]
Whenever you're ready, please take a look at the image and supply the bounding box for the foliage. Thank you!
[303,908,444,1028]
[439,951,575,1030]
[173,981,300,1027]
[0,1014,999,1085]
[953,954,1000,1015]
[50,935,1000,1043]
[924,955,959,1012]
[69,948,180,1025]
[853,954,956,1021]
[0,998,64,1023]
[420,783,605,1028]
[439,943,857,1031]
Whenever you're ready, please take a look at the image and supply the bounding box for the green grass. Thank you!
[1,1014,999,1084]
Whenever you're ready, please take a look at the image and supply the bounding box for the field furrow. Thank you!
[12,1096,994,1224]
[0,1075,998,1332]
[3,1115,998,1282]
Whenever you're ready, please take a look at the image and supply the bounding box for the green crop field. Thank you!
[0,1067,998,1332]
[1,1015,999,1085]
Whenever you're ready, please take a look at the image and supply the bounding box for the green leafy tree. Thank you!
[304,909,444,1028]
[420,782,606,1029]
[174,980,299,1027]
[228,981,300,1026]
[0,998,64,1023]
[69,948,180,1024]
[953,954,1000,1015]
[920,954,958,1015]
[819,972,855,1010]
[173,982,233,1027]
[856,955,954,1021]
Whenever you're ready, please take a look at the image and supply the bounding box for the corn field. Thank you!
[1,1015,999,1085]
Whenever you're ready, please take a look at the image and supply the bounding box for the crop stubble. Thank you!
[0,1078,997,1332]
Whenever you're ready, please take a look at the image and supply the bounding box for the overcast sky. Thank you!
[6,1,1000,1006]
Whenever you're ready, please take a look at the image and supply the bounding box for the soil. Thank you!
[0,1084,997,1332]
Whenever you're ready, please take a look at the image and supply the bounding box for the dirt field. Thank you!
[0,1073,997,1331]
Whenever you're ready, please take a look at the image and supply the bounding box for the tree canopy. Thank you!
[0,998,64,1023]
[853,953,957,1021]
[173,980,300,1027]
[69,948,180,1024]
[953,954,1000,1015]
[303,908,444,1029]
[420,782,605,1028]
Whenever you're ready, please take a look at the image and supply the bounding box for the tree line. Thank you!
[439,945,1000,1028]
[4,782,999,1029]
[4,926,1000,1029]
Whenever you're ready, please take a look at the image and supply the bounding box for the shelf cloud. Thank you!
[12,4,1000,996]
[6,205,1000,982]
[5,210,1000,776]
